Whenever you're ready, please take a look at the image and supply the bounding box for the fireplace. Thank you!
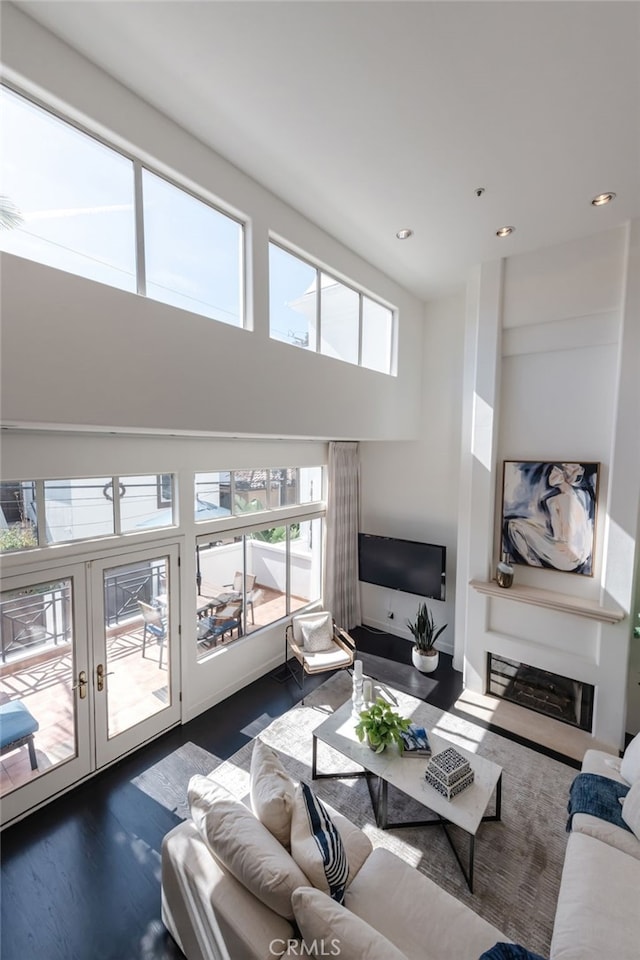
[487,654,594,732]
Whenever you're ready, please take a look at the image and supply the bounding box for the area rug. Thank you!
[209,672,575,956]
[358,649,439,700]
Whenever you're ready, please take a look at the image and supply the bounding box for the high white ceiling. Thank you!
[11,1,640,300]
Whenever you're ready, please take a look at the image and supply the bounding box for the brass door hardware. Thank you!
[96,663,114,692]
[72,671,88,699]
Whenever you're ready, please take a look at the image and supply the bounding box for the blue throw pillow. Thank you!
[479,945,547,960]
[290,782,349,904]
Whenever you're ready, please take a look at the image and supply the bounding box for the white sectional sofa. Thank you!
[161,739,509,960]
[161,736,640,960]
[550,747,640,960]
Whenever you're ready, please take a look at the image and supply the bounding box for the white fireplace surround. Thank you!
[454,225,640,752]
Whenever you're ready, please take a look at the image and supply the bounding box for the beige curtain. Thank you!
[324,441,361,629]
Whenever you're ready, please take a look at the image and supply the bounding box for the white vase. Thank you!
[412,647,439,673]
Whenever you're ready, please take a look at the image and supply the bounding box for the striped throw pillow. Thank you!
[290,783,349,904]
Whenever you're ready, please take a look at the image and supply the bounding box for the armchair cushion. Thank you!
[294,611,334,652]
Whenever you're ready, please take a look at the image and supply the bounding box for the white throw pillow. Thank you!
[621,780,640,839]
[250,738,297,849]
[290,783,349,904]
[292,887,408,960]
[621,732,640,784]
[299,613,334,652]
[187,774,309,921]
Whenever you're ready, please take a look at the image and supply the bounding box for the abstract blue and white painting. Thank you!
[501,461,599,576]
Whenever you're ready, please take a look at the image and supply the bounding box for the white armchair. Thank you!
[284,610,356,702]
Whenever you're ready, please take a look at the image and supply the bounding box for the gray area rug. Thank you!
[358,649,439,699]
[140,673,575,955]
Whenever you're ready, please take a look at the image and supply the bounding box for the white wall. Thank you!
[359,292,466,655]
[0,6,423,441]
[456,224,640,748]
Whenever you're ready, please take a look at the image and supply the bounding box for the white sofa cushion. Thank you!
[620,731,640,784]
[250,738,296,849]
[581,748,626,783]
[551,831,640,960]
[344,847,508,960]
[188,775,309,921]
[571,748,640,859]
[290,783,349,904]
[292,886,408,960]
[621,780,640,838]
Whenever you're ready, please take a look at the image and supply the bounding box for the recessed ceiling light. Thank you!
[591,192,616,206]
[496,226,515,238]
[395,228,413,240]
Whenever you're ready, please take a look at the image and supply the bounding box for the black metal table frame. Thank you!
[311,733,502,894]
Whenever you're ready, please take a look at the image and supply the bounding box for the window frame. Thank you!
[1,81,247,329]
[268,238,396,375]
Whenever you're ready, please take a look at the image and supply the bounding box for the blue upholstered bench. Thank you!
[0,700,39,770]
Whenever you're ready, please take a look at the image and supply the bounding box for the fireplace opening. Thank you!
[487,654,594,732]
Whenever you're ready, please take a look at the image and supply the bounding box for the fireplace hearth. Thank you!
[487,654,594,732]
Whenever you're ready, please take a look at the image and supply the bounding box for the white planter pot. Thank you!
[412,647,439,673]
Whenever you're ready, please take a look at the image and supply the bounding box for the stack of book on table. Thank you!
[399,724,431,758]
[425,746,475,799]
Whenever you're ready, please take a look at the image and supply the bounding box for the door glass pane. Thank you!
[142,169,243,326]
[362,297,393,373]
[0,578,76,797]
[320,273,359,364]
[269,243,317,350]
[102,557,170,738]
[0,87,136,291]
[119,474,174,532]
[44,477,114,543]
[0,481,38,552]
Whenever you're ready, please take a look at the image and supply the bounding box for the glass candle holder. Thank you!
[496,561,514,588]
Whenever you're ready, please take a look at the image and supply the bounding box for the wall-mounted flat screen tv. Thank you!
[358,533,446,601]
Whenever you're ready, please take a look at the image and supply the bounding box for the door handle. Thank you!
[96,663,114,692]
[72,671,88,699]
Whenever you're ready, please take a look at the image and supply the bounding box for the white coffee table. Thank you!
[311,687,503,892]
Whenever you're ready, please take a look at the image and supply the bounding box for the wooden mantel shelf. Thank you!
[469,579,625,624]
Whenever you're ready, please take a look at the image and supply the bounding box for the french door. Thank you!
[0,562,92,826]
[90,545,180,766]
[0,543,181,828]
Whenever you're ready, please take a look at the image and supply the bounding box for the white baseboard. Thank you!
[184,649,285,723]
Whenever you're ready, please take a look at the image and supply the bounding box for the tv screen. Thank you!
[358,533,446,601]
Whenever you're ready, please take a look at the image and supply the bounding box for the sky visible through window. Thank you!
[0,86,242,325]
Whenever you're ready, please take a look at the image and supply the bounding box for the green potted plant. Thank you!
[407,602,447,674]
[354,698,411,753]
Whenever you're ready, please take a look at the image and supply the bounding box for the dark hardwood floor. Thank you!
[0,629,464,960]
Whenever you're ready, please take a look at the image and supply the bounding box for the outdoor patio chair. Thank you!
[0,699,39,770]
[284,610,356,702]
[138,601,167,669]
[226,571,263,624]
[197,603,242,648]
